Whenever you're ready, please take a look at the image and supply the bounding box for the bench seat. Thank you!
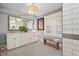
[43,35,61,49]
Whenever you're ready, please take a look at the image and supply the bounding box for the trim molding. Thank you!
[38,8,62,18]
[63,33,79,40]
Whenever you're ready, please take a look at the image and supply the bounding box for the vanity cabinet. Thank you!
[7,32,38,50]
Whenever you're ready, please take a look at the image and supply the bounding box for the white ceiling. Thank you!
[0,3,62,19]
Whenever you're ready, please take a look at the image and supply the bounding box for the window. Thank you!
[27,20,34,30]
[8,16,23,31]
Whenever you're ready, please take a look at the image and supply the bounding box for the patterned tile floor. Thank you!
[3,40,62,56]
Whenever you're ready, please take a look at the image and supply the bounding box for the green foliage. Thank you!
[19,26,28,32]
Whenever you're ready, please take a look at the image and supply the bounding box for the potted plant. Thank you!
[19,26,29,32]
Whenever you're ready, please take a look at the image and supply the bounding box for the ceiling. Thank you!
[0,3,62,19]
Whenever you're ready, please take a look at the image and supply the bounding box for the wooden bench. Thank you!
[0,45,7,56]
[43,35,61,49]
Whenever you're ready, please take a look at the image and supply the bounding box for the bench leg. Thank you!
[56,43,59,49]
[6,48,7,55]
[44,39,46,44]
[0,48,1,56]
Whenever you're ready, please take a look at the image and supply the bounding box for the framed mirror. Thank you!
[8,16,23,31]
[37,18,44,30]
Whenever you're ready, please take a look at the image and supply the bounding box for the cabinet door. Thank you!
[14,35,21,48]
[21,35,26,45]
[21,34,29,45]
[7,36,15,50]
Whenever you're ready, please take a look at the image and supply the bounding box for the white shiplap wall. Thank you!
[44,11,62,35]
[63,3,79,56]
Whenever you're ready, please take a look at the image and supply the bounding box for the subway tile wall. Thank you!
[63,3,79,56]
